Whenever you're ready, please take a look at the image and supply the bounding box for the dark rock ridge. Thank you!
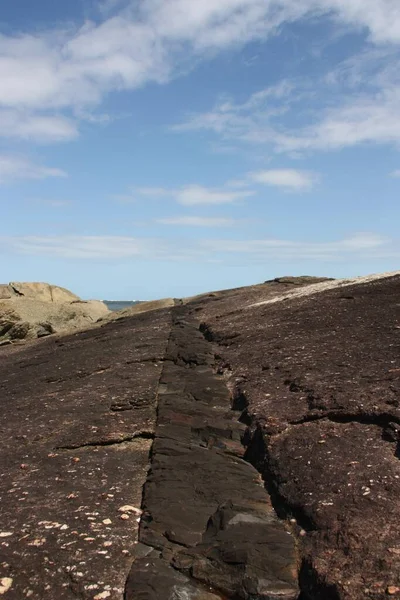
[1,273,400,599]
[126,310,298,599]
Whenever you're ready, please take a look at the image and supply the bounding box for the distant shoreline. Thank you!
[103,300,142,312]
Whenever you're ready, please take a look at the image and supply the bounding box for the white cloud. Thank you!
[176,185,253,206]
[121,183,255,205]
[277,86,400,152]
[391,169,400,177]
[1,0,400,143]
[250,169,318,190]
[174,58,400,153]
[4,236,147,259]
[136,187,173,197]
[157,216,236,226]
[202,232,392,260]
[0,155,67,184]
[0,110,78,142]
[2,232,396,261]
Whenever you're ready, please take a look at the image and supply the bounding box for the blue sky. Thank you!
[1,0,400,299]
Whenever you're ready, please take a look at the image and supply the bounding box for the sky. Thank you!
[1,0,400,300]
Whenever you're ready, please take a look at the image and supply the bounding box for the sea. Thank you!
[104,301,141,312]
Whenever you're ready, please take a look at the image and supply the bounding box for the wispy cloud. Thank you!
[249,169,318,190]
[157,216,236,227]
[121,183,255,205]
[391,169,400,178]
[176,185,253,206]
[0,110,78,143]
[1,0,400,143]
[2,236,149,259]
[26,198,72,208]
[0,155,67,184]
[201,233,393,260]
[1,232,397,261]
[172,43,400,154]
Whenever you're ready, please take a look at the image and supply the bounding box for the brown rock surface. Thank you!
[0,309,170,599]
[189,272,400,600]
[1,272,399,600]
[101,297,176,322]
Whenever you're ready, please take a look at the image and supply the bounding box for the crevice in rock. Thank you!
[55,431,154,450]
[290,409,400,428]
[10,284,24,297]
[243,424,317,533]
[125,357,166,365]
[126,310,299,600]
[124,313,176,597]
[297,559,341,600]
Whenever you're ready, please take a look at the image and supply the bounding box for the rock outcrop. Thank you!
[1,272,400,600]
[0,282,109,344]
[101,297,176,322]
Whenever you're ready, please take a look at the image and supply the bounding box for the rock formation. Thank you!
[0,282,109,344]
[0,272,399,599]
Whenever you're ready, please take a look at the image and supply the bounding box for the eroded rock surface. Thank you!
[190,273,400,600]
[127,311,298,599]
[0,282,109,344]
[1,273,399,600]
[0,309,170,599]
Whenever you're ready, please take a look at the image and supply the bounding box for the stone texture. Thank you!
[1,273,400,600]
[9,282,80,303]
[101,297,176,322]
[128,311,299,600]
[0,283,109,344]
[0,309,171,599]
[191,273,400,600]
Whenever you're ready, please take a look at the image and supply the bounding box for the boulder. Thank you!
[8,282,80,303]
[0,283,109,344]
[102,298,176,322]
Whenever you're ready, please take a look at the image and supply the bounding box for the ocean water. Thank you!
[104,301,141,312]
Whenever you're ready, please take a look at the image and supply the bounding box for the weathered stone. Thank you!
[0,309,171,599]
[9,282,80,303]
[193,272,400,600]
[0,282,109,343]
[1,272,400,600]
[0,285,12,300]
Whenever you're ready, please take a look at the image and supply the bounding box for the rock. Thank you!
[36,323,55,338]
[9,282,80,303]
[0,578,13,595]
[125,557,222,600]
[198,271,400,600]
[387,586,400,595]
[1,271,400,599]
[0,282,109,344]
[101,298,176,322]
[268,276,334,285]
[0,285,12,300]
[0,307,170,599]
